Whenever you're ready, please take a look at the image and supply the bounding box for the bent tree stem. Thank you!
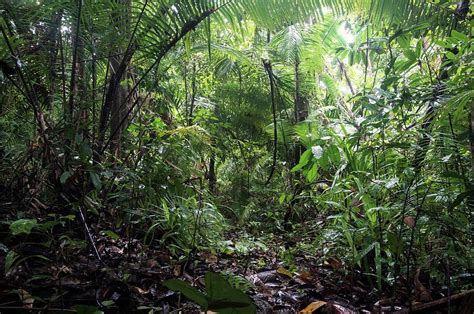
[263,60,278,186]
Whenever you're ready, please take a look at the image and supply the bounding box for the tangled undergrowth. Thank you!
[1,0,473,313]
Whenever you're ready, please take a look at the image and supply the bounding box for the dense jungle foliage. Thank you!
[0,0,473,313]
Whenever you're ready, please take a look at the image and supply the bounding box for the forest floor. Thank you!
[2,218,473,314]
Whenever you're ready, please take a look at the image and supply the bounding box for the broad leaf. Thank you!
[60,171,72,184]
[163,279,208,308]
[74,305,104,314]
[205,272,256,314]
[306,163,318,182]
[291,149,312,172]
[10,219,37,236]
[5,250,19,273]
[90,172,102,190]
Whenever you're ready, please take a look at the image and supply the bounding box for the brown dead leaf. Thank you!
[324,257,343,270]
[18,289,34,309]
[173,264,181,276]
[327,302,358,314]
[130,286,149,295]
[300,300,327,313]
[206,254,218,264]
[297,271,314,283]
[404,216,416,228]
[146,259,159,268]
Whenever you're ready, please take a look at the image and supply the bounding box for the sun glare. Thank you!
[338,22,354,44]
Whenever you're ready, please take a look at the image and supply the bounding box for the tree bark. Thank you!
[470,99,474,176]
[45,10,63,111]
[294,57,308,123]
[208,151,216,194]
[98,0,132,157]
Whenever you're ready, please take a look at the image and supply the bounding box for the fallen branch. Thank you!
[394,289,474,313]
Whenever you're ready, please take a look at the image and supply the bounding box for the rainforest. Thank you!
[0,0,473,313]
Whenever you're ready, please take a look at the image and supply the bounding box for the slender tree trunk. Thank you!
[45,10,63,111]
[98,0,132,157]
[294,57,308,123]
[65,0,83,164]
[110,0,132,157]
[470,100,474,176]
[109,58,129,157]
[208,151,216,194]
[337,58,355,96]
[187,63,197,126]
[91,34,97,141]
[293,56,308,165]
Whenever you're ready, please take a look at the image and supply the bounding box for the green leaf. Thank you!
[5,250,19,273]
[279,193,286,205]
[79,143,93,160]
[74,305,104,314]
[306,162,318,182]
[163,279,208,308]
[451,30,468,42]
[355,242,375,267]
[291,149,312,172]
[205,272,256,314]
[9,219,37,236]
[446,51,456,60]
[152,117,166,131]
[90,172,102,190]
[403,49,416,61]
[60,171,72,184]
[319,150,329,171]
[327,144,341,164]
[415,39,422,58]
[449,190,474,211]
[440,171,466,180]
[100,230,120,240]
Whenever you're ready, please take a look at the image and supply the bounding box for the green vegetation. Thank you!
[0,0,473,312]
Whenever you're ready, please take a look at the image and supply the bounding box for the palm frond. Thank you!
[270,25,304,64]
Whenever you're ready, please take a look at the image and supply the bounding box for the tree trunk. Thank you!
[470,99,474,176]
[65,0,83,164]
[45,10,63,111]
[98,0,132,157]
[208,151,216,194]
[294,57,308,123]
[293,56,308,165]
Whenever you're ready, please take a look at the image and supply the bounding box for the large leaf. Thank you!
[306,162,318,182]
[291,149,312,172]
[9,219,37,236]
[89,172,102,190]
[205,272,256,314]
[74,305,104,314]
[162,279,208,308]
[4,250,19,274]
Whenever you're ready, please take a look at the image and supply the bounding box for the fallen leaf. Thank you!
[129,286,148,295]
[324,257,343,270]
[328,303,357,314]
[173,264,181,276]
[300,300,327,313]
[18,289,34,308]
[278,290,300,303]
[297,271,314,283]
